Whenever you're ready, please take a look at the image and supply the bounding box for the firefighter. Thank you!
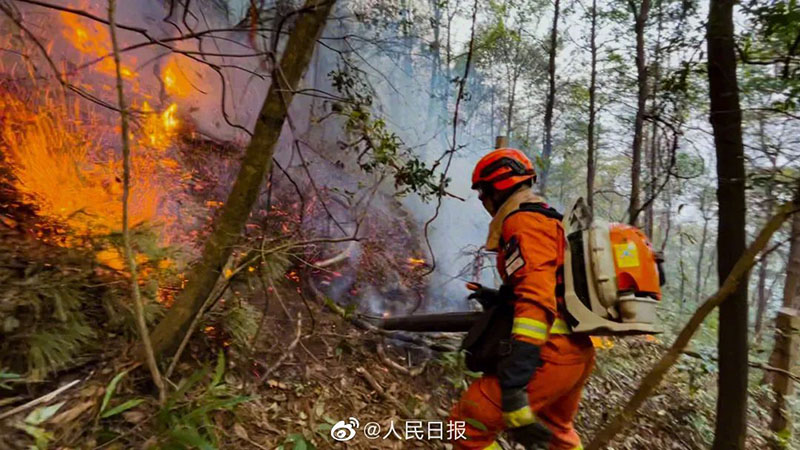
[449,148,596,450]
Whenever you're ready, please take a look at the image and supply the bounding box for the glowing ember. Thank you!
[407,257,425,265]
[286,271,301,283]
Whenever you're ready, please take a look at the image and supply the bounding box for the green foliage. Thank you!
[219,301,259,351]
[739,1,800,109]
[13,402,65,449]
[435,351,481,390]
[278,433,317,450]
[150,353,251,449]
[101,398,145,419]
[98,369,146,419]
[0,258,98,379]
[328,67,441,200]
[27,320,95,380]
[0,368,20,389]
[0,225,171,380]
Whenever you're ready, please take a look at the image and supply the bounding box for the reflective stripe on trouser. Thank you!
[448,356,594,450]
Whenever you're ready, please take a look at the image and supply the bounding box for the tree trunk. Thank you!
[769,308,800,449]
[628,0,650,226]
[148,0,336,357]
[784,212,800,310]
[507,73,517,137]
[659,181,673,253]
[427,0,443,124]
[586,0,598,213]
[694,192,710,305]
[538,0,560,194]
[708,0,749,447]
[754,256,770,338]
[644,0,664,239]
[678,222,686,314]
[765,209,800,382]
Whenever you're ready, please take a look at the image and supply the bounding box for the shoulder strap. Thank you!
[508,202,564,221]
[502,202,568,304]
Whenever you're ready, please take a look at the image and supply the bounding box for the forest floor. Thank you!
[0,195,772,449]
[217,287,772,450]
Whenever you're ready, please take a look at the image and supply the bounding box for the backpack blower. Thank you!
[562,197,664,335]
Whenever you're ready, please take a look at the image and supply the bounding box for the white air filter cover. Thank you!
[586,220,619,316]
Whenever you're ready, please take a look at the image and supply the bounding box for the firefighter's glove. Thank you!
[466,283,513,309]
[501,389,551,450]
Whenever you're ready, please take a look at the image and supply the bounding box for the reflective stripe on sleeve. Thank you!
[549,318,571,335]
[511,317,548,341]
[482,442,503,450]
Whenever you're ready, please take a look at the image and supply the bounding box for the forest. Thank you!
[0,0,798,448]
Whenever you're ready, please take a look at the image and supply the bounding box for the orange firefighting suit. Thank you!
[450,188,596,450]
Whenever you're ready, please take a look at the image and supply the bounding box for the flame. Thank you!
[140,102,179,150]
[59,11,137,79]
[162,59,193,98]
[1,92,160,236]
[590,336,615,349]
[407,257,425,265]
[286,271,301,283]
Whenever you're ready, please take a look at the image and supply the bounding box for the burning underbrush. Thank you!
[0,84,752,449]
[0,40,693,448]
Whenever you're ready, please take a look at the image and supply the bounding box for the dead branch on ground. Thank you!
[377,341,427,377]
[356,367,413,418]
[0,378,83,421]
[259,314,303,382]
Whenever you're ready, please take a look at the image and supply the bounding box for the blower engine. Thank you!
[562,197,664,335]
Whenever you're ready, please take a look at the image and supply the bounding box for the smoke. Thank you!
[1,0,497,312]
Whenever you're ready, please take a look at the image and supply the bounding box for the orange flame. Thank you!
[1,92,160,236]
[140,101,179,150]
[59,11,137,79]
[162,59,193,98]
[408,257,425,265]
[590,336,615,349]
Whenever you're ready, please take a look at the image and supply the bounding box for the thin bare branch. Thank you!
[108,0,165,404]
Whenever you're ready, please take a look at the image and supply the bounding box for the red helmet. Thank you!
[471,148,536,191]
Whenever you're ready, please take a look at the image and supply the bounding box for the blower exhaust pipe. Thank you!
[379,312,482,332]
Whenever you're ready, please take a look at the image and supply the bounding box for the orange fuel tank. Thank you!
[608,224,662,300]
